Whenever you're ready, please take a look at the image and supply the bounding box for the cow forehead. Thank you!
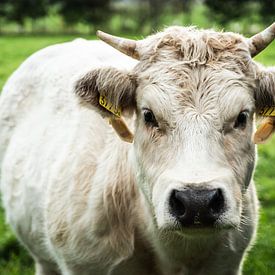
[135,27,256,121]
[137,65,254,117]
[135,26,254,92]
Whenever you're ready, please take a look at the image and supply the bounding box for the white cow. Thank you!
[0,23,275,275]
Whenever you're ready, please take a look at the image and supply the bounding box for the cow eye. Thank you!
[234,111,248,129]
[142,108,158,127]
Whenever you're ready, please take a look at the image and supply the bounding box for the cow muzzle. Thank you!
[169,188,225,228]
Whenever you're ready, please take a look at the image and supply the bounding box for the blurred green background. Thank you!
[0,0,275,274]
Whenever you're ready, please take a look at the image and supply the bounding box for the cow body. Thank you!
[1,25,274,275]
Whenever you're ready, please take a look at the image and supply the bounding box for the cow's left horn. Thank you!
[248,22,275,57]
[97,30,140,60]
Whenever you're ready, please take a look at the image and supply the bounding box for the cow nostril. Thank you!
[209,188,224,214]
[169,190,186,217]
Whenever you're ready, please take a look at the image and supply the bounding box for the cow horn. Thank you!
[97,30,140,60]
[248,22,275,57]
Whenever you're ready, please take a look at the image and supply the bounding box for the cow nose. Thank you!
[169,188,225,227]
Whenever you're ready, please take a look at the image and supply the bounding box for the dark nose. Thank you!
[169,188,225,227]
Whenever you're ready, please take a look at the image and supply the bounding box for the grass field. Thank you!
[0,34,275,274]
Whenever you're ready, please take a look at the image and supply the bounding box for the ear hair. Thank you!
[75,67,137,117]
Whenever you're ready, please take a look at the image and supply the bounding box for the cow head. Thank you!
[75,23,275,234]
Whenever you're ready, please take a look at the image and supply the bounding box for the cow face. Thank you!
[134,66,255,232]
[76,25,275,234]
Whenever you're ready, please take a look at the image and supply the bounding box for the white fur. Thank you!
[0,32,260,275]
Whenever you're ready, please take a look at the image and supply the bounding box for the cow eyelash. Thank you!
[234,110,249,129]
[142,108,158,127]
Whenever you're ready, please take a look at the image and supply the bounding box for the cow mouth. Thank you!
[160,221,235,237]
[182,222,233,231]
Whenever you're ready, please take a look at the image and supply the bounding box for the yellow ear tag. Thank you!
[258,106,275,117]
[253,117,275,144]
[99,95,134,143]
[99,95,121,117]
[109,116,134,143]
[254,107,275,144]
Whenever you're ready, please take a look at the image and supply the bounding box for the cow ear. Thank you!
[255,67,275,114]
[254,67,275,144]
[75,67,136,143]
[75,67,137,118]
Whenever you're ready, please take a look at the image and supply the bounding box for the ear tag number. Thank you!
[259,106,275,116]
[99,95,121,117]
[99,95,133,143]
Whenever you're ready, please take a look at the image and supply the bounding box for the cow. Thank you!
[0,23,275,275]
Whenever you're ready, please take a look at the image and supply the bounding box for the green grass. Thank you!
[0,35,96,89]
[0,35,275,274]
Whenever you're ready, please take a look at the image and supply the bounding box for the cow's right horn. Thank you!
[97,30,140,60]
[248,22,275,57]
